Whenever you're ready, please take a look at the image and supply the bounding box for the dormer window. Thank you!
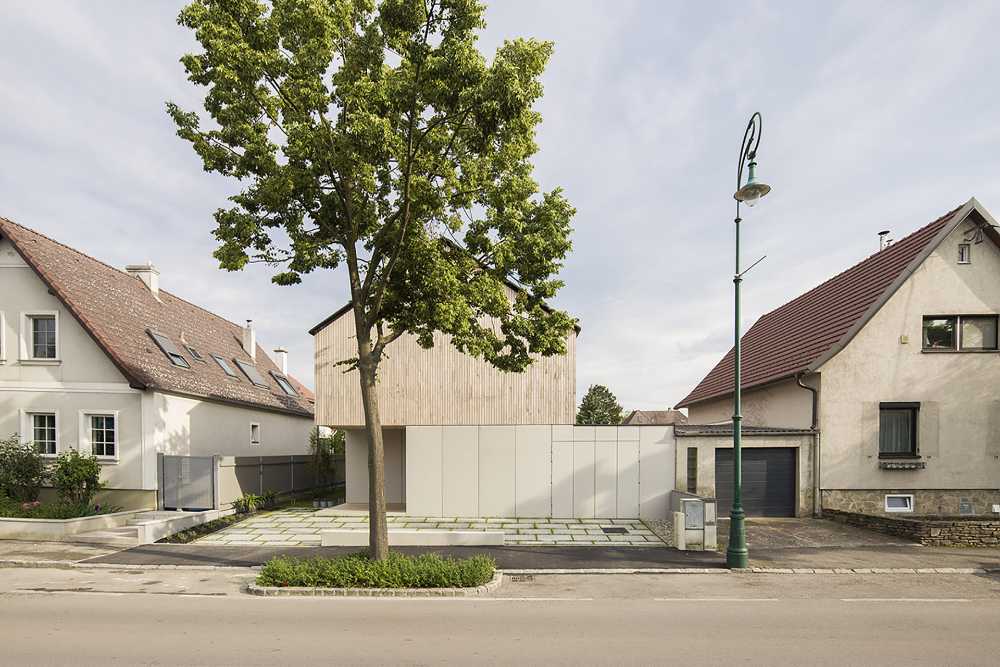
[958,243,971,264]
[148,330,190,368]
[211,353,238,377]
[271,371,298,397]
[235,359,268,388]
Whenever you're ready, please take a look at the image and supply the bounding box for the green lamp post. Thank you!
[727,112,772,569]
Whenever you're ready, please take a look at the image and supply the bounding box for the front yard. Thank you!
[195,508,666,547]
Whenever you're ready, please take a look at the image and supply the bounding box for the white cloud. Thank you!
[2,1,1000,412]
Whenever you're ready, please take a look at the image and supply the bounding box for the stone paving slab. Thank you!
[195,509,665,547]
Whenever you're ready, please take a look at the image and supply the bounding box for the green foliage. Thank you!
[261,488,279,508]
[233,492,264,514]
[308,426,343,486]
[0,435,47,502]
[0,496,116,519]
[51,449,104,505]
[576,384,624,425]
[257,552,495,589]
[168,0,576,374]
[158,512,251,543]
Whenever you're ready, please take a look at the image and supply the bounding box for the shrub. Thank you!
[0,435,47,502]
[260,489,279,508]
[308,427,344,487]
[257,552,496,589]
[51,449,103,505]
[233,492,263,514]
[0,495,116,519]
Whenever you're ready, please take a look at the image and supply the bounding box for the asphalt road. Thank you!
[2,569,999,665]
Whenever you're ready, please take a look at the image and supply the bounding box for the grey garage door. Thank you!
[715,448,796,517]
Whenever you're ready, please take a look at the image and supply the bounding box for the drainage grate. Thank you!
[601,526,629,535]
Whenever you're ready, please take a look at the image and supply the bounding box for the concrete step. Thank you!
[71,526,140,547]
[126,511,189,526]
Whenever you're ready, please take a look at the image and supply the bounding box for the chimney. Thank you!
[125,261,160,298]
[242,320,256,361]
[274,347,288,374]
[878,230,892,251]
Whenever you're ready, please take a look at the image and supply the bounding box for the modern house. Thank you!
[312,294,677,519]
[676,198,1000,518]
[0,218,315,510]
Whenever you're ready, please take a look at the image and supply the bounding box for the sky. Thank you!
[1,1,999,410]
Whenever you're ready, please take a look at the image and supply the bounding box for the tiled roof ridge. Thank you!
[0,216,248,334]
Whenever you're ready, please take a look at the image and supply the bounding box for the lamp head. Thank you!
[734,160,771,207]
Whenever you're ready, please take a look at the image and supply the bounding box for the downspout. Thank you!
[796,372,821,517]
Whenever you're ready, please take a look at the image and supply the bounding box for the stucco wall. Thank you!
[818,223,1000,491]
[686,377,814,429]
[675,433,816,517]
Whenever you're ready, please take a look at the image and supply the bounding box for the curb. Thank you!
[504,566,1000,575]
[245,571,504,597]
[0,559,260,571]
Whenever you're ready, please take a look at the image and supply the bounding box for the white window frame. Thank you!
[884,494,914,513]
[19,310,60,363]
[958,243,971,264]
[79,410,120,462]
[250,422,261,446]
[20,409,59,458]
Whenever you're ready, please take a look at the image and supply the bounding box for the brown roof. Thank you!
[674,424,813,437]
[0,217,314,417]
[676,198,997,408]
[622,409,688,426]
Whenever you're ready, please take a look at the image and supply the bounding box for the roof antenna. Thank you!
[878,230,892,251]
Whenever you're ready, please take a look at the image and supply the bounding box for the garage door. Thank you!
[715,448,796,517]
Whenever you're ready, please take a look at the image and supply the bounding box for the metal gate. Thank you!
[159,454,219,511]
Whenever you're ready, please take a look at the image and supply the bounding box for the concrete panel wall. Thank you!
[478,426,516,517]
[515,425,551,517]
[345,428,405,505]
[402,425,678,519]
[442,426,479,517]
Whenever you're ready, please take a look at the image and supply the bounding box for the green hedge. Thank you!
[0,496,115,519]
[257,552,495,589]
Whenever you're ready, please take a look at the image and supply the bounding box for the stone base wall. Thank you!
[823,509,1000,547]
[822,489,1000,516]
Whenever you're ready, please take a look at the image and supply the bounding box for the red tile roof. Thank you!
[0,217,313,417]
[675,200,984,408]
[622,409,688,426]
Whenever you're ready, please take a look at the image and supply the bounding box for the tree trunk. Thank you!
[355,323,389,561]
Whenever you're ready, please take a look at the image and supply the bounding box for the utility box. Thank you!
[670,491,718,551]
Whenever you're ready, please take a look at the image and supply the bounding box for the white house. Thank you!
[676,198,1000,518]
[0,217,315,510]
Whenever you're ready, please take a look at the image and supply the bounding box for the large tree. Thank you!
[169,0,575,559]
[576,384,623,425]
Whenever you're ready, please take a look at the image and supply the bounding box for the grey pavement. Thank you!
[2,569,999,666]
[83,543,722,569]
[197,507,662,546]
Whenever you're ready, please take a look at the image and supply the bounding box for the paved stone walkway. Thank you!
[195,508,664,547]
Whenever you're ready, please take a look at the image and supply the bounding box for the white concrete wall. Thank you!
[404,425,675,519]
[818,223,1000,491]
[345,428,406,505]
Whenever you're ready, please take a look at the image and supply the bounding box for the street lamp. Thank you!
[727,112,771,569]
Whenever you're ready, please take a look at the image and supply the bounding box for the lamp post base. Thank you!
[726,508,748,569]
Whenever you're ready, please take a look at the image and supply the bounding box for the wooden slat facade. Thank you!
[314,306,577,427]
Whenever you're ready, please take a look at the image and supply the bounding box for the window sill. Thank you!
[921,349,999,354]
[878,454,921,460]
[95,458,119,465]
[18,358,62,366]
[879,459,926,470]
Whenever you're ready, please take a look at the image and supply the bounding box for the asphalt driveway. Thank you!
[717,517,915,551]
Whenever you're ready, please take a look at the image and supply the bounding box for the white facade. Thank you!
[345,425,676,519]
[0,236,312,509]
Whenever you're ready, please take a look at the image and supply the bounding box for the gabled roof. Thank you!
[676,198,999,408]
[622,409,688,426]
[0,217,314,417]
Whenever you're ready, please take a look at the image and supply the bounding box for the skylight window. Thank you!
[186,345,206,362]
[235,359,268,388]
[211,354,238,378]
[148,330,190,369]
[271,372,298,397]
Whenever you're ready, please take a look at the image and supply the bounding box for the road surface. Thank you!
[1,568,998,665]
